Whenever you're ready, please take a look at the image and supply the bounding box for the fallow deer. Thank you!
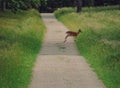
[64,29,82,43]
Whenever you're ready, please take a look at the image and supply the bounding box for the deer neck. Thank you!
[77,31,80,34]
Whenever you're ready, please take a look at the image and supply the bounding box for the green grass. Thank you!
[54,6,120,88]
[0,9,46,88]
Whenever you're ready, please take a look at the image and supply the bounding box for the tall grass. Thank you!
[54,6,120,88]
[0,10,46,88]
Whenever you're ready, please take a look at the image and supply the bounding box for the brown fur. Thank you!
[64,29,82,43]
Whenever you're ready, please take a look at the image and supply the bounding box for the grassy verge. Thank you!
[0,9,46,88]
[54,6,120,88]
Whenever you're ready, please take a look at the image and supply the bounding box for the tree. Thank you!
[0,0,8,11]
[89,0,94,7]
[119,0,120,9]
[76,0,82,12]
[39,0,47,12]
[0,0,42,12]
[18,0,41,9]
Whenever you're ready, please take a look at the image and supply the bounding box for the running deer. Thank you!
[64,29,82,43]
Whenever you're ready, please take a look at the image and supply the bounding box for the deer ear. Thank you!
[79,29,82,32]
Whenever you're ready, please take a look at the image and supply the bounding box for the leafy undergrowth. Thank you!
[54,6,120,88]
[0,10,46,88]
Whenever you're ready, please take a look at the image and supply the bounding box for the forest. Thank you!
[0,0,120,13]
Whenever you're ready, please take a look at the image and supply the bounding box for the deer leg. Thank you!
[74,36,77,42]
[64,35,69,43]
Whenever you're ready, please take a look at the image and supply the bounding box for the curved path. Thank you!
[29,13,106,88]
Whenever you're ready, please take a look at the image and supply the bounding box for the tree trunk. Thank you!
[91,0,94,7]
[1,0,6,11]
[76,0,82,12]
[119,0,120,9]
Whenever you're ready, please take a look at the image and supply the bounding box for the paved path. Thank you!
[29,13,106,88]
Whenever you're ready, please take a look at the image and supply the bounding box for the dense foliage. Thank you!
[39,0,120,12]
[0,0,42,12]
[1,0,119,13]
